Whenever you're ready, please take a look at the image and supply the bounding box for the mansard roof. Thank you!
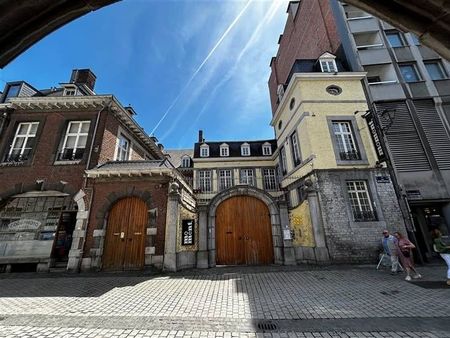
[193,139,277,159]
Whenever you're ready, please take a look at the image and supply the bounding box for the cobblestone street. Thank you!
[0,265,449,337]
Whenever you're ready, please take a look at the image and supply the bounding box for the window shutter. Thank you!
[374,102,430,172]
[414,100,450,170]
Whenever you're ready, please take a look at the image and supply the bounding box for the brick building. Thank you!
[269,1,450,261]
[0,69,194,272]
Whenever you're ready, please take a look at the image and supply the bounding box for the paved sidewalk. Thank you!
[0,265,449,337]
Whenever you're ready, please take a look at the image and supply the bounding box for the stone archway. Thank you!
[207,186,284,267]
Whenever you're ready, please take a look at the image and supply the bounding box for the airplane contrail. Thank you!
[150,0,253,136]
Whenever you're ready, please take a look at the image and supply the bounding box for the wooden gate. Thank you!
[103,197,147,271]
[216,196,273,265]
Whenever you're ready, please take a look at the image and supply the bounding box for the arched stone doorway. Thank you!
[207,186,284,267]
[102,196,148,271]
[216,195,273,265]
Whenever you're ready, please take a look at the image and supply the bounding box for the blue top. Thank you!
[382,235,398,256]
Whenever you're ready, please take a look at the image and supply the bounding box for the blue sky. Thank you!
[0,0,289,149]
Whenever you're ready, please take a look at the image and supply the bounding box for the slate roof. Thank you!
[286,58,348,85]
[193,139,277,159]
[165,149,194,168]
[94,160,175,171]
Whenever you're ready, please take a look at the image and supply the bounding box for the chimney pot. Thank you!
[198,130,204,143]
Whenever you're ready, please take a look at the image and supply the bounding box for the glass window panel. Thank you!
[81,122,91,133]
[18,124,29,135]
[77,135,87,148]
[65,136,77,148]
[399,64,420,82]
[425,63,445,80]
[69,122,79,133]
[29,123,38,134]
[386,32,403,47]
[12,136,25,149]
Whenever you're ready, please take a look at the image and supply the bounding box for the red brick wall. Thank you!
[268,0,342,113]
[84,178,169,257]
[0,109,100,196]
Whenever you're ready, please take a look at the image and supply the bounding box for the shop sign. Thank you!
[365,112,387,163]
[181,219,195,246]
[8,219,41,231]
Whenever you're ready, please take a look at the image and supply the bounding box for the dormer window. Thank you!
[220,143,229,157]
[241,143,250,156]
[200,144,209,157]
[63,86,77,96]
[262,143,272,156]
[319,52,337,73]
[181,156,191,167]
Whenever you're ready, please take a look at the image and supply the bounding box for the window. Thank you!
[58,121,90,161]
[3,84,21,102]
[5,122,39,162]
[332,121,360,160]
[297,185,306,204]
[410,34,421,46]
[200,145,209,157]
[399,64,420,82]
[279,146,287,175]
[425,61,447,80]
[63,88,77,96]
[241,143,250,156]
[220,144,229,157]
[386,31,404,47]
[181,156,190,168]
[346,181,376,221]
[320,59,337,73]
[219,169,232,190]
[198,171,212,192]
[262,144,272,156]
[263,168,277,191]
[116,134,130,161]
[290,132,301,166]
[240,169,254,186]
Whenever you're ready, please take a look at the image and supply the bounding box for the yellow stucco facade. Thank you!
[271,73,379,188]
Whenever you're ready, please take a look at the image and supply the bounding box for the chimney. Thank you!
[70,69,97,91]
[198,130,204,143]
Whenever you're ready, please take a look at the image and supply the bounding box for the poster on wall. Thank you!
[181,219,195,246]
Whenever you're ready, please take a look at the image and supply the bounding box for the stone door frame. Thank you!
[207,186,284,266]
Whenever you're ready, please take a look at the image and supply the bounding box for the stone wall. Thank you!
[316,168,406,263]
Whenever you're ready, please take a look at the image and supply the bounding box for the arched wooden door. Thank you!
[103,197,147,271]
[216,196,273,265]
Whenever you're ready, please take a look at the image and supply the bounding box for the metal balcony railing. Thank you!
[339,150,361,161]
[56,148,85,161]
[4,148,32,162]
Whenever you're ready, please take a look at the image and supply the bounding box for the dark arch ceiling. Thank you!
[0,0,119,68]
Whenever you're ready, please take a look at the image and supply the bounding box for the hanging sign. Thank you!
[181,219,195,246]
[365,112,387,163]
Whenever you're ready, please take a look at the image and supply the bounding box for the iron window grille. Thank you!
[346,181,377,221]
[5,122,39,163]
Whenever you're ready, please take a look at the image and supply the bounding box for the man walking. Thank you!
[382,230,399,274]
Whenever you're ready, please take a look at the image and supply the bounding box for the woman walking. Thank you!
[394,232,422,281]
[431,229,450,286]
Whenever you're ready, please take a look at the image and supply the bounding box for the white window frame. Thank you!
[7,122,39,161]
[59,121,90,161]
[241,143,250,156]
[198,170,212,192]
[240,169,255,186]
[332,121,359,160]
[263,168,277,191]
[181,156,190,168]
[200,145,209,157]
[63,86,77,96]
[116,133,131,161]
[219,169,233,190]
[262,144,272,156]
[320,59,337,73]
[220,144,229,157]
[346,181,376,221]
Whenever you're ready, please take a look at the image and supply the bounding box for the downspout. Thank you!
[77,99,111,272]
